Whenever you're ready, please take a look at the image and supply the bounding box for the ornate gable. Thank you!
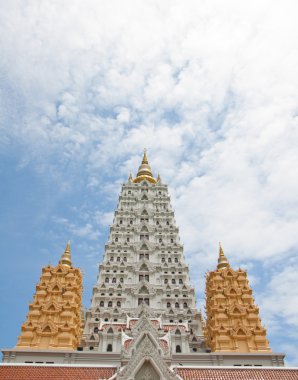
[117,316,179,380]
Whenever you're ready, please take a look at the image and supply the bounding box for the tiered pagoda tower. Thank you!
[205,243,271,353]
[81,151,205,357]
[2,152,285,371]
[16,242,83,350]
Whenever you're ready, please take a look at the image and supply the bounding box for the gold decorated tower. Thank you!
[16,242,83,350]
[205,243,271,353]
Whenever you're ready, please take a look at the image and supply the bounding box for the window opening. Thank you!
[107,344,113,352]
[176,345,181,353]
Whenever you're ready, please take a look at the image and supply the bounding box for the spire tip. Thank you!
[132,150,157,183]
[59,240,72,268]
[217,242,230,270]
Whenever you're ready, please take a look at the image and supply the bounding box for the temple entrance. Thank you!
[135,360,160,380]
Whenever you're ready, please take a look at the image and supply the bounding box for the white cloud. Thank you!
[53,216,100,241]
[94,211,114,227]
[261,262,298,328]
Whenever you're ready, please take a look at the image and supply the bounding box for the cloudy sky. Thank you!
[1,0,298,365]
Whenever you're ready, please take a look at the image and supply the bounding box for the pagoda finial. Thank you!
[142,148,148,164]
[217,242,230,270]
[133,150,157,184]
[59,240,72,268]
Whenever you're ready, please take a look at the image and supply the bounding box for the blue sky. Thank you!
[1,0,298,365]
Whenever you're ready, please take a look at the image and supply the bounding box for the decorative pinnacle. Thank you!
[217,242,230,270]
[133,149,155,183]
[142,148,148,164]
[59,240,72,268]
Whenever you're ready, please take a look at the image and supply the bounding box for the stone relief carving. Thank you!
[117,322,179,380]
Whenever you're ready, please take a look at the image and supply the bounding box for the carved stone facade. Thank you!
[81,152,205,357]
[205,244,271,352]
[16,242,83,350]
[117,316,179,380]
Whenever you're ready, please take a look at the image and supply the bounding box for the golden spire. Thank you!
[137,149,152,177]
[217,242,230,270]
[133,149,157,184]
[142,148,148,164]
[59,240,72,268]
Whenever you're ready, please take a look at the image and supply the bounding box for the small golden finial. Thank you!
[128,173,133,182]
[142,148,148,164]
[217,242,230,270]
[132,150,156,183]
[59,240,72,268]
[157,173,161,182]
[219,241,224,256]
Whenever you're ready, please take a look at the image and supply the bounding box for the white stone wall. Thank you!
[81,179,205,354]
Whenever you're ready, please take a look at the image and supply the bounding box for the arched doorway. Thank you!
[135,360,160,380]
